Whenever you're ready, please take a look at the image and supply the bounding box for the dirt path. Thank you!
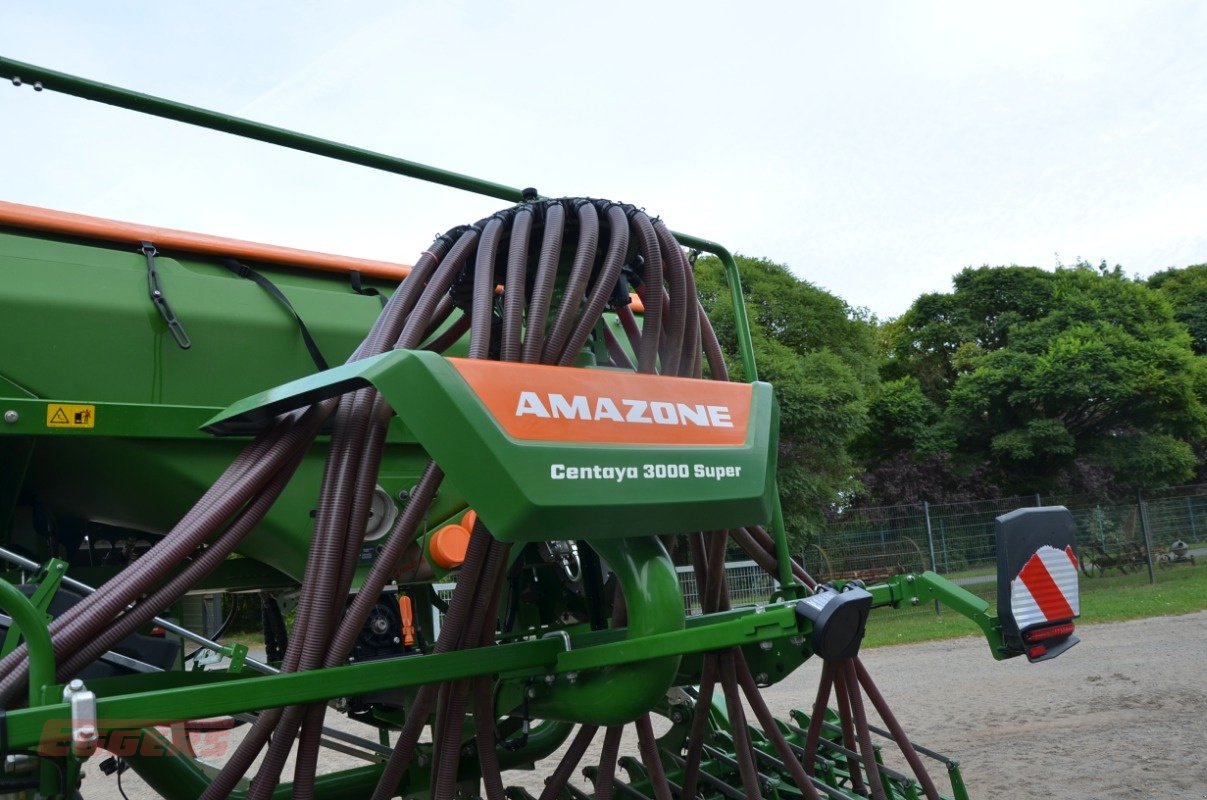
[761,611,1207,799]
[82,612,1207,799]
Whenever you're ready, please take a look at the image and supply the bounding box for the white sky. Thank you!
[3,1,1205,318]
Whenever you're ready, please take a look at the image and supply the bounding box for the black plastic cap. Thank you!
[795,587,873,660]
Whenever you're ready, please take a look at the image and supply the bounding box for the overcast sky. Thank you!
[3,2,1205,318]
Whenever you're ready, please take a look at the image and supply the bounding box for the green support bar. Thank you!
[3,601,806,749]
[0,56,761,383]
[0,57,523,204]
[0,578,56,707]
[872,571,1009,660]
[0,398,220,440]
[0,577,60,795]
[673,234,759,383]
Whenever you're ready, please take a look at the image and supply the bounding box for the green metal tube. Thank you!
[0,578,54,707]
[1,57,761,383]
[0,56,524,204]
[768,490,795,591]
[0,579,59,796]
[673,234,759,383]
[524,536,684,726]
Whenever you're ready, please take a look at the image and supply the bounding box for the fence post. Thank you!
[1188,498,1198,542]
[1136,489,1156,585]
[1035,493,1042,507]
[923,501,940,615]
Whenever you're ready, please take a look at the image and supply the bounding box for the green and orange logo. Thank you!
[449,359,751,446]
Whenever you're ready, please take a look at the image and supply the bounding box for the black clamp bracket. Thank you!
[141,241,191,349]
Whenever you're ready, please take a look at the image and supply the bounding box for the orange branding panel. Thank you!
[449,359,752,446]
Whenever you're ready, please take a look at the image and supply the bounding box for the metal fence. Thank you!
[430,484,1204,632]
[814,483,1206,584]
[677,559,776,615]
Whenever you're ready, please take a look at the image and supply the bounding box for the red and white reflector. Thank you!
[1009,544,1080,630]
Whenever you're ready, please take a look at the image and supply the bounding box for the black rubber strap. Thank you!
[349,270,388,308]
[220,258,330,372]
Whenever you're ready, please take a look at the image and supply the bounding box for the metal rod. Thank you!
[0,546,280,674]
[0,580,54,706]
[1136,489,1156,585]
[0,57,522,204]
[923,501,940,615]
[0,57,764,383]
[675,236,759,382]
[0,549,395,758]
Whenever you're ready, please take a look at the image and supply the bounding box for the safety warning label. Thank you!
[46,403,96,429]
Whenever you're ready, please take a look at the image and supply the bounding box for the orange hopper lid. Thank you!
[429,525,471,569]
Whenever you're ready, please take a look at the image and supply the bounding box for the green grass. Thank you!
[863,562,1207,649]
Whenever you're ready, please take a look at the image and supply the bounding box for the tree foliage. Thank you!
[694,255,879,540]
[1148,264,1207,355]
[874,264,1206,497]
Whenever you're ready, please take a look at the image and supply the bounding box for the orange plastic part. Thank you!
[398,594,416,647]
[0,200,412,281]
[460,509,478,533]
[429,524,471,569]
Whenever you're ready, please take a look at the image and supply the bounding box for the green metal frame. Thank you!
[205,349,779,542]
[868,572,1010,659]
[0,600,808,750]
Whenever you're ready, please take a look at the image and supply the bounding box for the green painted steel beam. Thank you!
[0,397,219,439]
[555,602,799,672]
[0,56,524,204]
[0,578,55,707]
[9,638,563,747]
[874,571,1009,659]
[4,600,809,749]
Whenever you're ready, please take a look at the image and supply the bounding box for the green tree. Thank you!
[879,263,1206,496]
[1148,264,1207,355]
[694,255,879,542]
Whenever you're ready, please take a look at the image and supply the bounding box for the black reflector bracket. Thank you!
[995,506,1081,663]
[795,586,873,660]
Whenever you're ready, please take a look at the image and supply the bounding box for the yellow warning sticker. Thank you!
[46,404,96,429]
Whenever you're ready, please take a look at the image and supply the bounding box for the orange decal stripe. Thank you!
[0,200,412,281]
[450,359,752,446]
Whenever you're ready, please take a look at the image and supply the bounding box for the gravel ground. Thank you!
[79,611,1207,799]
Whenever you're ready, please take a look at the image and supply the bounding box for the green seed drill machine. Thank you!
[0,57,1082,800]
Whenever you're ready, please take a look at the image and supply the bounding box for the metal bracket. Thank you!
[142,241,191,349]
[61,679,98,758]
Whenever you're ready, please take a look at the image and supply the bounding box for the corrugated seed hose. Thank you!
[0,199,939,800]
